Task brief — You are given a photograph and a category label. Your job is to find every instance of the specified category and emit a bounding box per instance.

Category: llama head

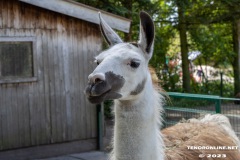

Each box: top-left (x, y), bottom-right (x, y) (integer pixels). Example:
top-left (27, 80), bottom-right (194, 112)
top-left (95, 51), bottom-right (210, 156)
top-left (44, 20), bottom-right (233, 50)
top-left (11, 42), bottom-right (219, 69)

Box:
top-left (85, 11), bottom-right (155, 104)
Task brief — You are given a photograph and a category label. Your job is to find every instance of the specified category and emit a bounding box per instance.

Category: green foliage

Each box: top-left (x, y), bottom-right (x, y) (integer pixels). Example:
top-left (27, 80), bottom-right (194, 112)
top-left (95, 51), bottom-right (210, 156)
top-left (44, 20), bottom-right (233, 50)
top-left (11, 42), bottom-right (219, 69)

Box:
top-left (189, 23), bottom-right (234, 68)
top-left (76, 0), bottom-right (158, 41)
top-left (76, 0), bottom-right (240, 97)
top-left (192, 80), bottom-right (234, 97)
top-left (104, 100), bottom-right (114, 119)
top-left (76, 0), bottom-right (128, 16)
top-left (167, 97), bottom-right (214, 108)
top-left (150, 24), bottom-right (175, 68)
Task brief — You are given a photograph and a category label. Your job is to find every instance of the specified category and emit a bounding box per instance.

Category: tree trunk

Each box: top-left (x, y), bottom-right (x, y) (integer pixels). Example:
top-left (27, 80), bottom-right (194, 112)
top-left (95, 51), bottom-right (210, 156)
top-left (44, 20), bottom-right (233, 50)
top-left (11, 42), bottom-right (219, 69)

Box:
top-left (177, 1), bottom-right (191, 92)
top-left (123, 0), bottom-right (132, 41)
top-left (232, 18), bottom-right (240, 96)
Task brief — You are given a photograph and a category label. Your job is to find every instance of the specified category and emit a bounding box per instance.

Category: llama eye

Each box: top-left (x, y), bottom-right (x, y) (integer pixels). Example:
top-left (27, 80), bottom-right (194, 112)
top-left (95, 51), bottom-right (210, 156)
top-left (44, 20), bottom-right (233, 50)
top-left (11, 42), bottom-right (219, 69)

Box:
top-left (130, 60), bottom-right (140, 68)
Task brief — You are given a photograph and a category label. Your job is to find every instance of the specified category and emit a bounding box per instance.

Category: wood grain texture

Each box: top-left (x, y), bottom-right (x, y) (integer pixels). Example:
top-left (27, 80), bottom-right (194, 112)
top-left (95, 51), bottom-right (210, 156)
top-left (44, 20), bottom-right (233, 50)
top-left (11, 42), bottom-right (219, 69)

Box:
top-left (19, 0), bottom-right (131, 33)
top-left (0, 0), bottom-right (101, 151)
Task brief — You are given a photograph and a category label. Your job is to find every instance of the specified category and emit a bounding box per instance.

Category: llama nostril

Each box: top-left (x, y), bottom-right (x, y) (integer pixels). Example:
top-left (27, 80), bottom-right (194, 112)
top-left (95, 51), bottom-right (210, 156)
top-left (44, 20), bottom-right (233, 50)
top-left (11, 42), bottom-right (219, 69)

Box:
top-left (89, 73), bottom-right (105, 84)
top-left (95, 77), bottom-right (103, 84)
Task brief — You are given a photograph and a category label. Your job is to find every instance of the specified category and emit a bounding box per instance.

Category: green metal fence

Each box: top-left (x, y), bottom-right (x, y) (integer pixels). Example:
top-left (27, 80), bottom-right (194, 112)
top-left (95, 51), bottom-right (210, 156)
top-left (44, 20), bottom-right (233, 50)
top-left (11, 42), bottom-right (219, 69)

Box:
top-left (164, 92), bottom-right (240, 137)
top-left (220, 97), bottom-right (240, 138)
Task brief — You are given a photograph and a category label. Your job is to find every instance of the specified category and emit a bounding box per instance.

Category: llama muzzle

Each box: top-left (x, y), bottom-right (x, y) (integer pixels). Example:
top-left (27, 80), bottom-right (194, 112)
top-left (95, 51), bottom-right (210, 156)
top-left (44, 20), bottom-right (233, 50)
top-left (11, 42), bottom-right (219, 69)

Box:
top-left (85, 71), bottom-right (125, 104)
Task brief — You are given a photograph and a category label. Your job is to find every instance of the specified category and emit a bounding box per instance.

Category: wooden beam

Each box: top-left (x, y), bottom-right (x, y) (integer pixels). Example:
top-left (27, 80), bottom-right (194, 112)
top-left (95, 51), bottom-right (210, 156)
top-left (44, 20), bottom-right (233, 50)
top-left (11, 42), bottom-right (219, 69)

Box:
top-left (19, 0), bottom-right (131, 33)
top-left (0, 139), bottom-right (97, 160)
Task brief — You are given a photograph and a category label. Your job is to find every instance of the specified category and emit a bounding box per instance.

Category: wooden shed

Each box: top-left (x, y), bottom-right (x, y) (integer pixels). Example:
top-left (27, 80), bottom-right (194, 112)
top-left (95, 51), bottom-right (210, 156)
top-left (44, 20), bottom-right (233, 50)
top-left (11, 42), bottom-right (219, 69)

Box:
top-left (0, 0), bottom-right (130, 159)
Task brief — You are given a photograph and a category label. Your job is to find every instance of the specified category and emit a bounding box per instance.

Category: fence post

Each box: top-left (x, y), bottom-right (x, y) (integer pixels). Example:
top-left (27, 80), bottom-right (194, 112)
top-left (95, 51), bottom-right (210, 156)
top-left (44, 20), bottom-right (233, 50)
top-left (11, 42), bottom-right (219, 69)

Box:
top-left (220, 72), bottom-right (223, 96)
top-left (215, 98), bottom-right (221, 113)
top-left (162, 111), bottom-right (167, 128)
top-left (97, 103), bottom-right (104, 150)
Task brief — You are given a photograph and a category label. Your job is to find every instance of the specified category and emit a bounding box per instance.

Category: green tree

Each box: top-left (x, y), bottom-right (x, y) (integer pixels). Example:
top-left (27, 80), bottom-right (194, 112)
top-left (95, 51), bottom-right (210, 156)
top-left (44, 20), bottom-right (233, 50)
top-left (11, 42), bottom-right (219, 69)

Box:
top-left (76, 0), bottom-right (240, 95)
top-left (187, 0), bottom-right (240, 95)
top-left (176, 0), bottom-right (191, 92)
top-left (76, 0), bottom-right (158, 41)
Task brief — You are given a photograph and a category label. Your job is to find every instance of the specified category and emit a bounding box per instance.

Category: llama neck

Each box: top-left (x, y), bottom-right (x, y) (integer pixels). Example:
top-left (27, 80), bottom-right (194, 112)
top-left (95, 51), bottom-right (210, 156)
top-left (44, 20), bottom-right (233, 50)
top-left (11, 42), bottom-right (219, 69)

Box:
top-left (111, 76), bottom-right (165, 160)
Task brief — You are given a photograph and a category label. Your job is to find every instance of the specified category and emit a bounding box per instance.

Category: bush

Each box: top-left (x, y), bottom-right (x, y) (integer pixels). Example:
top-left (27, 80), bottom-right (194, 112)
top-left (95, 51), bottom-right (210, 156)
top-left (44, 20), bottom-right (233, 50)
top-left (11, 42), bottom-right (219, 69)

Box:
top-left (191, 80), bottom-right (234, 97)
top-left (104, 100), bottom-right (114, 119)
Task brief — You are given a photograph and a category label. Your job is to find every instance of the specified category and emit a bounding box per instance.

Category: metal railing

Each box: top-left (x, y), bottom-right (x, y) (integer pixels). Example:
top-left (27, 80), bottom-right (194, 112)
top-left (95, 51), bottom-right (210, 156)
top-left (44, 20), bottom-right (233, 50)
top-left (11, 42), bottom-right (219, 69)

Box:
top-left (164, 92), bottom-right (240, 137)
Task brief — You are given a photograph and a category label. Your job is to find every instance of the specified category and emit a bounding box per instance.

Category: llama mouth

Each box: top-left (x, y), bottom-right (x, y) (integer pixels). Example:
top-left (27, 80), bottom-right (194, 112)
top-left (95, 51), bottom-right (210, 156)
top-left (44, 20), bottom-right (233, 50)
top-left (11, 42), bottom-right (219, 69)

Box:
top-left (87, 89), bottom-right (110, 104)
top-left (85, 71), bottom-right (125, 104)
top-left (87, 89), bottom-right (122, 104)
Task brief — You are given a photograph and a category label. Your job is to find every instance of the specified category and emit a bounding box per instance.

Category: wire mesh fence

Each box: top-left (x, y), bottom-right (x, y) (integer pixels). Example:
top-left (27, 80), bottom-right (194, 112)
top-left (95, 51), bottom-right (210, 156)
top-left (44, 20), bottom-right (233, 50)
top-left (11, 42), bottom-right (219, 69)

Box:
top-left (220, 97), bottom-right (240, 138)
top-left (164, 92), bottom-right (240, 138)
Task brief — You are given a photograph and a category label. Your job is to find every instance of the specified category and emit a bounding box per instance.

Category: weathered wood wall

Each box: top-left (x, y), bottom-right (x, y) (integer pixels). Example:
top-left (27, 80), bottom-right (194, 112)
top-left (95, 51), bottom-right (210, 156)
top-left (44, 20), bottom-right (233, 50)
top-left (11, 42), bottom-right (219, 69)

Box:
top-left (0, 0), bottom-right (101, 151)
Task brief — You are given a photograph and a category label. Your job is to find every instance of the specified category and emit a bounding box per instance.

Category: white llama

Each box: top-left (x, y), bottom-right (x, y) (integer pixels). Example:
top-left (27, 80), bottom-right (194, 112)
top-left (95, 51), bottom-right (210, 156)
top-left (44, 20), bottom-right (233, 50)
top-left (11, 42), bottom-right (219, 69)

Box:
top-left (85, 11), bottom-right (240, 160)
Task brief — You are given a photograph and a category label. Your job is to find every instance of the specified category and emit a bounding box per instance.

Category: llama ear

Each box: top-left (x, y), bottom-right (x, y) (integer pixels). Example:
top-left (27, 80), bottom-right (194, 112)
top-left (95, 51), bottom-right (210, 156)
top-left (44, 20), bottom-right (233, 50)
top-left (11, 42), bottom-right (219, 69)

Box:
top-left (138, 11), bottom-right (155, 57)
top-left (99, 12), bottom-right (123, 46)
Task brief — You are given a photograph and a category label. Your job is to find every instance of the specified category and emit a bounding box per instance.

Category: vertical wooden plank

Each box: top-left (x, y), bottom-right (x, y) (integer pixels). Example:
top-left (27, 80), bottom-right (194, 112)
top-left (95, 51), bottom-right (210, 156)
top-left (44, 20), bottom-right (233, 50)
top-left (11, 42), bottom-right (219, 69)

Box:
top-left (89, 24), bottom-right (96, 138)
top-left (1, 85), bottom-right (9, 149)
top-left (66, 18), bottom-right (76, 140)
top-left (9, 1), bottom-right (15, 28)
top-left (30, 29), bottom-right (42, 145)
top-left (61, 16), bottom-right (73, 141)
top-left (24, 29), bottom-right (34, 145)
top-left (28, 79), bottom-right (38, 145)
top-left (1, 0), bottom-right (7, 28)
top-left (70, 18), bottom-right (82, 140)
top-left (0, 30), bottom-right (3, 150)
top-left (56, 16), bottom-right (67, 141)
top-left (13, 28), bottom-right (27, 148)
top-left (20, 29), bottom-right (38, 146)
top-left (0, 0), bottom-right (3, 28)
top-left (1, 85), bottom-right (7, 149)
top-left (20, 28), bottom-right (39, 147)
top-left (8, 12), bottom-right (30, 149)
top-left (34, 6), bottom-right (44, 29)
top-left (36, 28), bottom-right (51, 144)
top-left (21, 3), bottom-right (34, 29)
top-left (86, 24), bottom-right (94, 138)
top-left (29, 28), bottom-right (50, 145)
top-left (48, 13), bottom-right (62, 143)
top-left (6, 29), bottom-right (20, 149)
top-left (0, 29), bottom-right (5, 150)
top-left (46, 30), bottom-right (55, 143)
top-left (91, 25), bottom-right (102, 138)
top-left (76, 20), bottom-right (87, 140)
top-left (0, 85), bottom-right (2, 150)
top-left (6, 0), bottom-right (12, 28)
top-left (73, 18), bottom-right (81, 140)
top-left (18, 83), bottom-right (31, 147)
top-left (44, 29), bottom-right (52, 144)
top-left (13, 0), bottom-right (20, 29)
top-left (84, 22), bottom-right (95, 139)
top-left (8, 86), bottom-right (17, 149)
top-left (54, 29), bottom-right (66, 142)
top-left (52, 30), bottom-right (62, 142)
top-left (39, 30), bottom-right (51, 144)
top-left (0, 37), bottom-right (3, 149)
top-left (81, 21), bottom-right (89, 139)
top-left (88, 24), bottom-right (99, 138)
top-left (2, 85), bottom-right (12, 149)
top-left (50, 25), bottom-right (65, 143)
top-left (92, 25), bottom-right (99, 138)
top-left (72, 19), bottom-right (82, 140)
top-left (46, 29), bottom-right (60, 143)
top-left (73, 19), bottom-right (84, 139)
